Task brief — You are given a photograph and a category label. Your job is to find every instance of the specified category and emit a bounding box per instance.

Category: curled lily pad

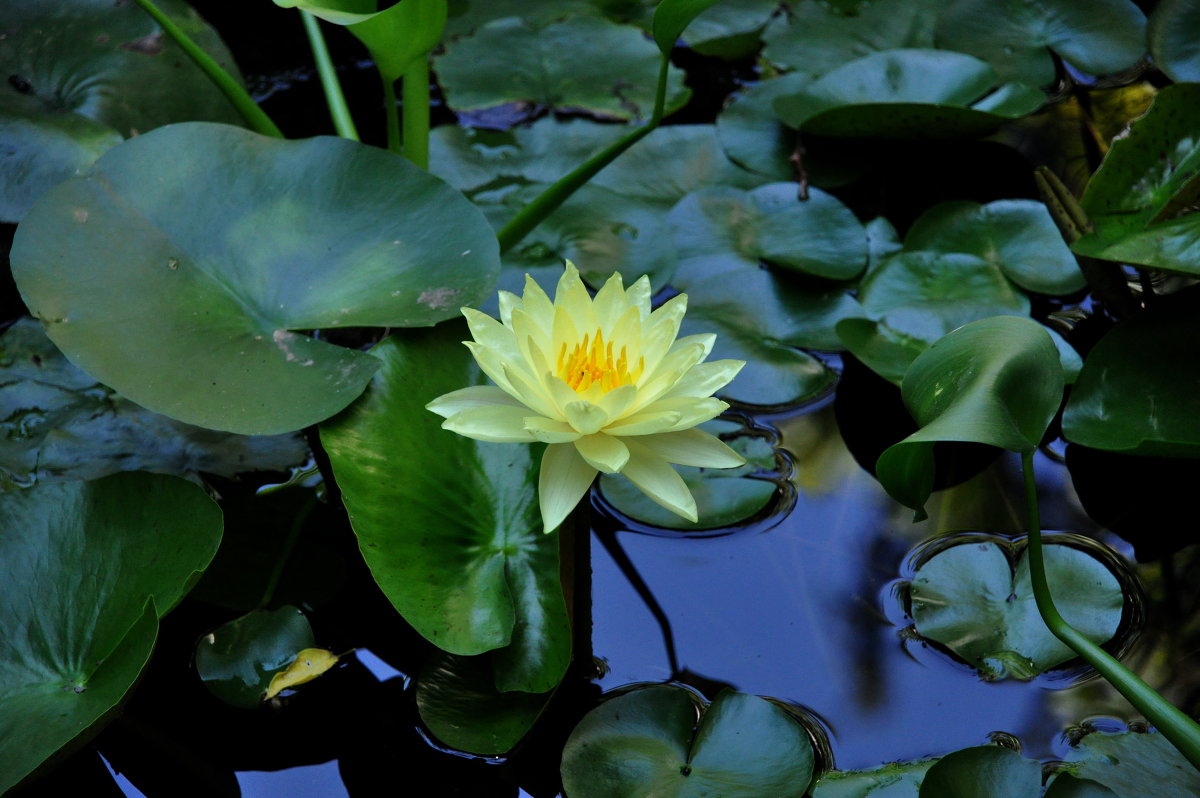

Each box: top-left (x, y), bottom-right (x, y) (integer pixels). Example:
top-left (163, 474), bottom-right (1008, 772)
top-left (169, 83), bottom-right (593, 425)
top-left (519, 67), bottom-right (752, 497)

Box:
top-left (436, 15), bottom-right (689, 121)
top-left (669, 0), bottom-right (779, 60)
top-left (11, 122), bottom-right (500, 435)
top-left (936, 0), bottom-right (1146, 87)
top-left (560, 685), bottom-right (816, 798)
top-left (1063, 293), bottom-right (1200, 457)
top-left (773, 50), bottom-right (1043, 139)
top-left (0, 318), bottom-right (307, 488)
top-left (1064, 730), bottom-right (1200, 796)
top-left (599, 420), bottom-right (780, 530)
top-left (0, 473), bottom-right (222, 793)
top-left (903, 200), bottom-right (1085, 295)
top-left (319, 323), bottom-right (569, 692)
top-left (0, 0), bottom-right (243, 221)
top-left (195, 606), bottom-right (317, 709)
top-left (908, 536), bottom-right (1126, 680)
top-left (1072, 85), bottom-right (1200, 275)
top-left (1149, 0), bottom-right (1200, 83)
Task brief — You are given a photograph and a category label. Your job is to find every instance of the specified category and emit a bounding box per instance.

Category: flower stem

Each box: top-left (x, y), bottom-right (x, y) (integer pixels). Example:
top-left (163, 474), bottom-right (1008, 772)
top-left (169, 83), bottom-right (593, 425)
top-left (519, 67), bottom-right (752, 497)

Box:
top-left (495, 57), bottom-right (671, 253)
top-left (301, 11), bottom-right (359, 142)
top-left (1021, 450), bottom-right (1200, 770)
top-left (382, 77), bottom-right (401, 155)
top-left (402, 57), bottom-right (431, 170)
top-left (129, 0), bottom-right (283, 138)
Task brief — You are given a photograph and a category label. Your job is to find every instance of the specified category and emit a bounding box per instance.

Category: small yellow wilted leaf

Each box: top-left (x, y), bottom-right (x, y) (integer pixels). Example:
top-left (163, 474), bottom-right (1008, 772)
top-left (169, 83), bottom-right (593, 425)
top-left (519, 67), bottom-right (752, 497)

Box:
top-left (263, 648), bottom-right (340, 700)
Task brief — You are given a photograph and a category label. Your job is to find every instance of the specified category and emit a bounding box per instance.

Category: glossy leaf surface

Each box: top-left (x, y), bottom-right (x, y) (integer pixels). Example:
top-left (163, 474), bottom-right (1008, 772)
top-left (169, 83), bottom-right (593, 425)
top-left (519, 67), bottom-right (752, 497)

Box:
top-left (560, 685), bottom-right (814, 798)
top-left (11, 122), bottom-right (500, 435)
top-left (910, 539), bottom-right (1124, 680)
top-left (917, 746), bottom-right (1040, 798)
top-left (1149, 0), bottom-right (1200, 83)
top-left (0, 473), bottom-right (222, 793)
top-left (195, 606), bottom-right (316, 709)
top-left (810, 757), bottom-right (934, 797)
top-left (1065, 731), bottom-right (1200, 796)
top-left (876, 317), bottom-right (1062, 518)
top-left (320, 324), bottom-right (569, 691)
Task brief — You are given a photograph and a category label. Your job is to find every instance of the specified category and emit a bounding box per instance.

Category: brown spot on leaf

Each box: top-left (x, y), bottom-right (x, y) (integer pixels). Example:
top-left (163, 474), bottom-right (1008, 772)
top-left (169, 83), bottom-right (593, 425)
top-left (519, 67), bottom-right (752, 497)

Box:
top-left (119, 32), bottom-right (165, 56)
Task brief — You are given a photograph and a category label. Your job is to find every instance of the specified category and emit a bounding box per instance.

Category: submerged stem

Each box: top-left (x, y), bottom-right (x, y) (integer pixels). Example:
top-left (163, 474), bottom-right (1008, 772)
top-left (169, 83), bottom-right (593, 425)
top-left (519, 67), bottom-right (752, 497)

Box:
top-left (302, 11), bottom-right (359, 142)
top-left (1022, 451), bottom-right (1200, 771)
top-left (130, 0), bottom-right (283, 138)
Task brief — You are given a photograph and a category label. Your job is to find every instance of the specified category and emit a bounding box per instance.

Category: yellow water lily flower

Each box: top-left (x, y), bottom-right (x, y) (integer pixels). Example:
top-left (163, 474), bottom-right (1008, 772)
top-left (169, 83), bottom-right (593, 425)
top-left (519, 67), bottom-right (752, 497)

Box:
top-left (427, 262), bottom-right (746, 532)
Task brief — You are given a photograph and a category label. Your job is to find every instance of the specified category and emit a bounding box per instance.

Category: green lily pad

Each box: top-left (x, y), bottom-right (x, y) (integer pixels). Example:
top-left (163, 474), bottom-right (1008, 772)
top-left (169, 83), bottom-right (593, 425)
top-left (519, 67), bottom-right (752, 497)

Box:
top-left (876, 316), bottom-right (1063, 518)
top-left (416, 650), bottom-right (554, 756)
top-left (1064, 731), bottom-right (1200, 797)
top-left (0, 318), bottom-right (307, 489)
top-left (936, 0), bottom-right (1146, 87)
top-left (1062, 294), bottom-right (1200, 457)
top-left (195, 606), bottom-right (316, 709)
top-left (811, 757), bottom-right (935, 798)
top-left (0, 473), bottom-right (222, 793)
top-left (761, 0), bottom-right (939, 77)
top-left (435, 15), bottom-right (689, 121)
top-left (669, 0), bottom-right (779, 60)
top-left (0, 0), bottom-right (243, 221)
top-left (11, 122), bottom-right (500, 435)
top-left (1149, 0), bottom-right (1200, 83)
top-left (1072, 85), bottom-right (1200, 275)
top-left (917, 746), bottom-right (1041, 798)
top-left (319, 322), bottom-right (569, 692)
top-left (668, 184), bottom-right (867, 281)
top-left (443, 0), bottom-right (600, 39)
top-left (273, 0), bottom-right (446, 82)
top-left (1045, 774), bottom-right (1120, 798)
top-left (773, 50), bottom-right (1044, 139)
top-left (599, 421), bottom-right (779, 529)
top-left (903, 200), bottom-right (1085, 295)
top-left (560, 685), bottom-right (815, 798)
top-left (909, 537), bottom-right (1125, 680)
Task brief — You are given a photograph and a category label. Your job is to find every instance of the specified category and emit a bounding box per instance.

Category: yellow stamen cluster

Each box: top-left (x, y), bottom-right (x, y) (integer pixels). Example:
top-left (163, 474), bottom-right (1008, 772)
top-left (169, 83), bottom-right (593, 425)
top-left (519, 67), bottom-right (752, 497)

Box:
top-left (556, 329), bottom-right (644, 393)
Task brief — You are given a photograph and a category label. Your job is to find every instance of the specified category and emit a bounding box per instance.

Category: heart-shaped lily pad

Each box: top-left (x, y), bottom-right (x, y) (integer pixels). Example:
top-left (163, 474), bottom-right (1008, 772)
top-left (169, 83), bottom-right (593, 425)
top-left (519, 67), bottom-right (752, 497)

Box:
top-left (11, 122), bottom-right (500, 435)
top-left (319, 322), bottom-right (569, 692)
top-left (560, 685), bottom-right (815, 798)
top-left (908, 536), bottom-right (1126, 680)
top-left (0, 472), bottom-right (222, 793)
top-left (0, 318), bottom-right (307, 488)
top-left (936, 0), bottom-right (1146, 87)
top-left (195, 605), bottom-right (317, 709)
top-left (435, 15), bottom-right (689, 121)
top-left (599, 420), bottom-right (780, 530)
top-left (0, 0), bottom-right (243, 221)
top-left (772, 50), bottom-right (1043, 139)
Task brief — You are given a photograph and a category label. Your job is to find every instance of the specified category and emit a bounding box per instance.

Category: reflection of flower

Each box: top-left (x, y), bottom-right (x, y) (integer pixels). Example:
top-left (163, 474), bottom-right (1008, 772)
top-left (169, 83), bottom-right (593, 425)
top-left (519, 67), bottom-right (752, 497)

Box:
top-left (427, 262), bottom-right (745, 532)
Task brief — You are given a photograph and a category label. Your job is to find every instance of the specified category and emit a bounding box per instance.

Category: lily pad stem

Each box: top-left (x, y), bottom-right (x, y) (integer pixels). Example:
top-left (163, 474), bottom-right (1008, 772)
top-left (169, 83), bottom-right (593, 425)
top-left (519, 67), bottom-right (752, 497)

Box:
top-left (129, 0), bottom-right (283, 138)
top-left (302, 11), bottom-right (359, 142)
top-left (495, 57), bottom-right (671, 253)
top-left (1022, 450), bottom-right (1200, 771)
top-left (402, 58), bottom-right (431, 170)
top-left (383, 77), bottom-right (401, 155)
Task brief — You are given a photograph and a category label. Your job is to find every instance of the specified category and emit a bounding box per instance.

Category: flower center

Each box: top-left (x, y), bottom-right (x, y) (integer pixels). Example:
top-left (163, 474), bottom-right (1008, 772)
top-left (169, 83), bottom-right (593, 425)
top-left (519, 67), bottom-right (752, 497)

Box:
top-left (557, 328), bottom-right (644, 393)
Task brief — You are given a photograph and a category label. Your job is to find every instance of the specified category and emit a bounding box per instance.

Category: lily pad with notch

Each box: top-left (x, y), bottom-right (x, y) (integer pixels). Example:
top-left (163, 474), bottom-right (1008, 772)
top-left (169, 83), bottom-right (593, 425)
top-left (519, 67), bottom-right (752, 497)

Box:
top-left (772, 50), bottom-right (1044, 140)
top-left (11, 122), bottom-right (500, 435)
top-left (194, 605), bottom-right (317, 709)
top-left (319, 322), bottom-right (570, 693)
top-left (599, 419), bottom-right (781, 531)
top-left (0, 473), bottom-right (222, 794)
top-left (560, 684), bottom-right (816, 798)
top-left (906, 535), bottom-right (1128, 681)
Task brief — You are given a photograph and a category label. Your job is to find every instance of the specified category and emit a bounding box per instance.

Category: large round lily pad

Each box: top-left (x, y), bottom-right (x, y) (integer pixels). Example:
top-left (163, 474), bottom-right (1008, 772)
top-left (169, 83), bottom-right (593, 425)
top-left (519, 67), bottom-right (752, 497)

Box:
top-left (319, 322), bottom-right (569, 693)
top-left (909, 537), bottom-right (1126, 680)
top-left (0, 473), bottom-right (222, 794)
top-left (560, 685), bottom-right (815, 798)
top-left (0, 0), bottom-right (243, 221)
top-left (11, 122), bottom-right (501, 435)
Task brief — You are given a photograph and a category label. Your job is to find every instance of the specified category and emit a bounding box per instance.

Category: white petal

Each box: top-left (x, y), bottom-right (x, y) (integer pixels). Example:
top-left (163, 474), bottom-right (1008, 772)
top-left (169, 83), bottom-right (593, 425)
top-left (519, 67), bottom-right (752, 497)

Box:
top-left (547, 375), bottom-right (582, 415)
top-left (442, 406), bottom-right (538, 442)
top-left (608, 397), bottom-right (726, 435)
top-left (539, 442), bottom-right (597, 532)
top-left (464, 341), bottom-right (518, 397)
top-left (500, 362), bottom-right (560, 419)
top-left (595, 383), bottom-right (638, 421)
top-left (669, 332), bottom-right (716, 361)
top-left (591, 270), bottom-right (627, 329)
top-left (634, 429), bottom-right (745, 468)
top-left (555, 261), bottom-right (597, 331)
top-left (497, 289), bottom-right (520, 327)
top-left (564, 400), bottom-right (609, 435)
top-left (521, 273), bottom-right (555, 323)
top-left (426, 385), bottom-right (526, 418)
top-left (629, 340), bottom-right (710, 410)
top-left (574, 433), bottom-right (630, 473)
top-left (639, 294), bottom-right (686, 375)
top-left (512, 307), bottom-right (553, 368)
top-left (627, 274), bottom-right (653, 321)
top-left (604, 409), bottom-right (683, 436)
top-left (525, 416), bottom-right (581, 443)
top-left (463, 307), bottom-right (518, 359)
top-left (620, 438), bottom-right (698, 522)
top-left (661, 359), bottom-right (745, 400)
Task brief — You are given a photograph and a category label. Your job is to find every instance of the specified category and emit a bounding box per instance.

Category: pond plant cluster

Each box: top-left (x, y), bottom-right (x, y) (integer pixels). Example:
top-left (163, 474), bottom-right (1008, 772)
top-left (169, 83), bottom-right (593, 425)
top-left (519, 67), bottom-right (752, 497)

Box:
top-left (4, 0), bottom-right (1200, 795)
